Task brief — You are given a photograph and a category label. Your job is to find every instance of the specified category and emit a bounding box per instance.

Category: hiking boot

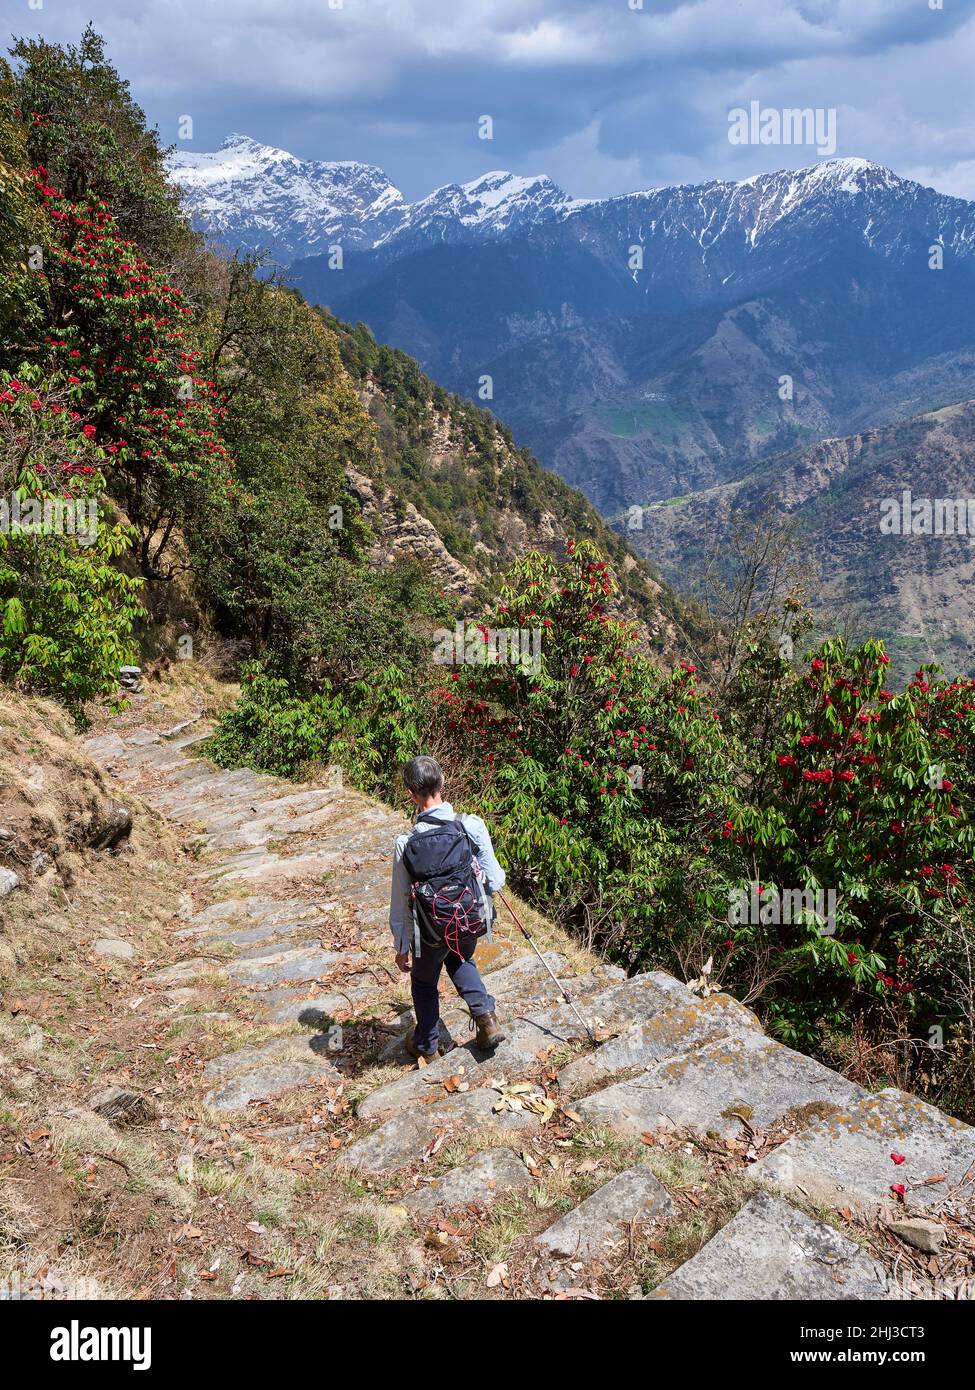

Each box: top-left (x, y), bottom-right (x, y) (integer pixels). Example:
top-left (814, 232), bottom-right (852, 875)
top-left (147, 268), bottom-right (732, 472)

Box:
top-left (473, 1011), bottom-right (505, 1051)
top-left (404, 1028), bottom-right (440, 1063)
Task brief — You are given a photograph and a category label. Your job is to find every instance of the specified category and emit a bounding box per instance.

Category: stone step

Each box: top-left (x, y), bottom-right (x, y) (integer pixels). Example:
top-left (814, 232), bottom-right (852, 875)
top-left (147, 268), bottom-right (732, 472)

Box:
top-left (179, 896), bottom-right (325, 934)
top-left (83, 732), bottom-right (127, 761)
top-left (753, 1087), bottom-right (975, 1216)
top-left (198, 846), bottom-right (349, 886)
top-left (200, 806), bottom-right (352, 853)
top-left (146, 958), bottom-right (226, 987)
top-left (262, 981), bottom-right (379, 1025)
top-left (558, 992), bottom-right (763, 1096)
top-left (226, 945), bottom-right (354, 988)
top-left (176, 787), bottom-right (346, 834)
top-left (436, 954), bottom-right (599, 1031)
top-left (155, 773), bottom-right (275, 817)
top-left (363, 971), bottom-right (696, 1122)
top-left (232, 935), bottom-right (356, 964)
top-left (204, 1056), bottom-right (342, 1112)
top-left (184, 915), bottom-right (330, 950)
top-left (147, 765), bottom-right (253, 801)
top-left (648, 1191), bottom-right (889, 1300)
top-left (379, 962), bottom-right (632, 1065)
top-left (575, 1031), bottom-right (864, 1139)
top-left (201, 1034), bottom-right (337, 1083)
top-left (435, 959), bottom-right (624, 1037)
top-left (337, 1086), bottom-right (542, 1175)
top-left (479, 952), bottom-right (570, 998)
top-left (440, 962), bottom-right (676, 1039)
top-left (535, 1164), bottom-right (676, 1262)
top-left (402, 1147), bottom-right (533, 1215)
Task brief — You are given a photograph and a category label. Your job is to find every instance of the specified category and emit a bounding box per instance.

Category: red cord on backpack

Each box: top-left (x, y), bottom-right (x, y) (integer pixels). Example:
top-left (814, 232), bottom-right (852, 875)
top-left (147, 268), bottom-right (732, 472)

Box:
top-left (433, 884), bottom-right (480, 959)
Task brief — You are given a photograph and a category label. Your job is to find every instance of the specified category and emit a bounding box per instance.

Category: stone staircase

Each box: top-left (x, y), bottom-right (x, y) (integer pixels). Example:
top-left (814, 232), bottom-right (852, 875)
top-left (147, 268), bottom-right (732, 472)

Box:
top-left (84, 716), bottom-right (975, 1300)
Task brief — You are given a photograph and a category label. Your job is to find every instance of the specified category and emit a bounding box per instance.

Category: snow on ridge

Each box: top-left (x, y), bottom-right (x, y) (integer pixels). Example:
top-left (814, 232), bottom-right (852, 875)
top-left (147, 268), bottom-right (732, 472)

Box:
top-left (169, 134), bottom-right (975, 265)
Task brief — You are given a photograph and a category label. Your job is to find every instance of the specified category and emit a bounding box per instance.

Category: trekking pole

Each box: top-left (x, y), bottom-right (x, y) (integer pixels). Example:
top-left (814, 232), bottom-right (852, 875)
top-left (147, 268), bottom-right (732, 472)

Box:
top-left (497, 890), bottom-right (597, 1044)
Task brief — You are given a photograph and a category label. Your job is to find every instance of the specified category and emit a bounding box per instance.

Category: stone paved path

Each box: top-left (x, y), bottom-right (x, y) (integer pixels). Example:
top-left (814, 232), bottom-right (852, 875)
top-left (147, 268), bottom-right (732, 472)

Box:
top-left (84, 717), bottom-right (975, 1300)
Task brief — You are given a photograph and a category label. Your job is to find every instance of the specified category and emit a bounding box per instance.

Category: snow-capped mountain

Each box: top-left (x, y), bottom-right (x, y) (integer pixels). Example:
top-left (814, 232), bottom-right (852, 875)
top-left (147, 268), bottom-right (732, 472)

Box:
top-left (168, 133), bottom-right (575, 263)
top-left (170, 138), bottom-right (975, 278)
top-left (566, 156), bottom-right (975, 302)
top-left (385, 169), bottom-right (578, 248)
top-left (170, 138), bottom-right (975, 527)
top-left (168, 134), bottom-right (407, 261)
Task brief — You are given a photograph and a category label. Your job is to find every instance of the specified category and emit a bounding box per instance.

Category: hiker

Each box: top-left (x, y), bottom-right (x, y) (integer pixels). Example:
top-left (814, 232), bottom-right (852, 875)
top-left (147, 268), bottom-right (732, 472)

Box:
top-left (389, 755), bottom-right (506, 1061)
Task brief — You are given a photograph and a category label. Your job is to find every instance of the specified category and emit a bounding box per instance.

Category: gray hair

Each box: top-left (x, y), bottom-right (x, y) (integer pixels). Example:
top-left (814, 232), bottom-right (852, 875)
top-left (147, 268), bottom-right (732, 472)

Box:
top-left (403, 755), bottom-right (444, 797)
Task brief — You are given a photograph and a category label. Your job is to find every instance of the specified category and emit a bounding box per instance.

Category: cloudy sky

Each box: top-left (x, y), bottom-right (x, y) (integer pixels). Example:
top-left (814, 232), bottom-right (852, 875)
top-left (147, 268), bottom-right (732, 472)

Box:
top-left (10, 0), bottom-right (975, 201)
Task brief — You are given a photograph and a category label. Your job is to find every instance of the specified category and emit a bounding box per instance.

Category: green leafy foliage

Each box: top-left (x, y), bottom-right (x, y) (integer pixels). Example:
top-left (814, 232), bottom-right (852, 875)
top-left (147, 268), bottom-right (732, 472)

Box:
top-left (205, 662), bottom-right (431, 797)
top-left (10, 25), bottom-right (190, 265)
top-left (0, 365), bottom-right (143, 715)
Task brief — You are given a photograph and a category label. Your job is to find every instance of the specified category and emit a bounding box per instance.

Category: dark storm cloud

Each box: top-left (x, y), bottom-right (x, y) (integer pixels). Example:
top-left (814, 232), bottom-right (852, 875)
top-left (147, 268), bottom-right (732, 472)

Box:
top-left (8, 0), bottom-right (975, 198)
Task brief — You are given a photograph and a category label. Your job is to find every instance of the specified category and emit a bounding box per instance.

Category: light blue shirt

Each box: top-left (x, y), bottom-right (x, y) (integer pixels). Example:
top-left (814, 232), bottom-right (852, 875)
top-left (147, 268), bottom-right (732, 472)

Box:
top-left (389, 801), bottom-right (506, 954)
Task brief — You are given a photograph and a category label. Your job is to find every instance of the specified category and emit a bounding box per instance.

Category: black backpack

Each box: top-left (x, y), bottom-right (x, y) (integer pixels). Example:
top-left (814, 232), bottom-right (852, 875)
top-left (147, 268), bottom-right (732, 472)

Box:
top-left (403, 812), bottom-right (493, 959)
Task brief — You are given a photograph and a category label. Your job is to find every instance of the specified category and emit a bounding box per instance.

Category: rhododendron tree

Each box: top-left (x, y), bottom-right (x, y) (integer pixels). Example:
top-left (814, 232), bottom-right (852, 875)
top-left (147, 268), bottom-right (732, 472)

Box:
top-left (0, 366), bottom-right (143, 715)
top-left (27, 170), bottom-right (235, 573)
top-left (712, 634), bottom-right (974, 1050)
top-left (431, 541), bottom-right (736, 952)
top-left (427, 546), bottom-right (974, 1080)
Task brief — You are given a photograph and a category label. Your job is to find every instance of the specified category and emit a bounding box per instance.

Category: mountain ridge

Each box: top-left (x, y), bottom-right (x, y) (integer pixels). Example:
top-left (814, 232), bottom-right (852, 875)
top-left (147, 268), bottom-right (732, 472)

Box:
top-left (171, 134), bottom-right (975, 270)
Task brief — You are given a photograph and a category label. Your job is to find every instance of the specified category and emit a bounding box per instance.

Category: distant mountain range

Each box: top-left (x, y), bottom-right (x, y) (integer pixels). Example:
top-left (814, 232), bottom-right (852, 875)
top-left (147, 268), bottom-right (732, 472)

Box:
top-left (635, 400), bottom-right (975, 680)
top-left (170, 137), bottom-right (975, 673)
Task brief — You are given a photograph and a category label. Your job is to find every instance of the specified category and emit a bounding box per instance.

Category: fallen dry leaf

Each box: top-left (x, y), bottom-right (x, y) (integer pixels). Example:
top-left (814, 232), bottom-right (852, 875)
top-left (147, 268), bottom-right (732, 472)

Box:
top-left (422, 1131), bottom-right (446, 1162)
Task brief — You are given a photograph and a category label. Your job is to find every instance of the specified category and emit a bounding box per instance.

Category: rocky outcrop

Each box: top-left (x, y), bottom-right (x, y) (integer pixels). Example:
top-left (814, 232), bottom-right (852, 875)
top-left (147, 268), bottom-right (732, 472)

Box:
top-left (0, 691), bottom-right (134, 910)
top-left (636, 400), bottom-right (975, 682)
top-left (345, 462), bottom-right (479, 598)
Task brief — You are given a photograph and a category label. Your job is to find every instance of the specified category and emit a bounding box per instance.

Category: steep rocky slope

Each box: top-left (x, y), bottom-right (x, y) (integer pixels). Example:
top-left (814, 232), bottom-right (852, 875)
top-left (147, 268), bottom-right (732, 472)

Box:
top-left (326, 314), bottom-right (698, 651)
top-left (633, 401), bottom-right (975, 680)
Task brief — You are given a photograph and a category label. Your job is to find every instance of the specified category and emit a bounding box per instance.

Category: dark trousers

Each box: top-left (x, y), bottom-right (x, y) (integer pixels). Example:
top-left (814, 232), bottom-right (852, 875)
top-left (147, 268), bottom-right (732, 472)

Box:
top-left (410, 935), bottom-right (496, 1054)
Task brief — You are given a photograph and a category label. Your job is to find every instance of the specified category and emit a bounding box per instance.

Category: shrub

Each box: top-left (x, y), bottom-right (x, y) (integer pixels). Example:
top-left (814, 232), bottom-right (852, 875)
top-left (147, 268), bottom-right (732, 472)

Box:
top-left (0, 366), bottom-right (143, 717)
